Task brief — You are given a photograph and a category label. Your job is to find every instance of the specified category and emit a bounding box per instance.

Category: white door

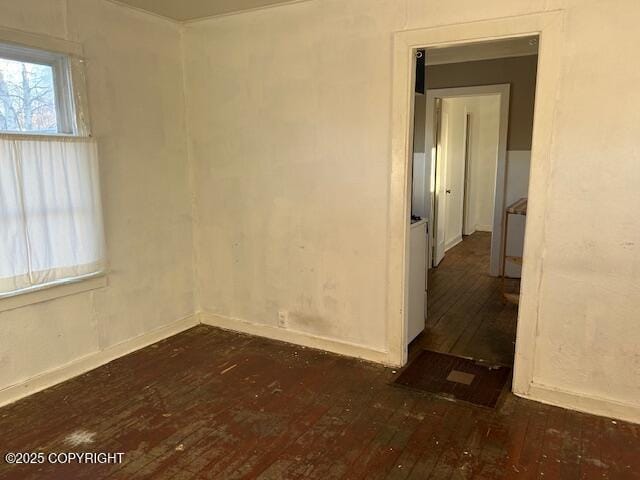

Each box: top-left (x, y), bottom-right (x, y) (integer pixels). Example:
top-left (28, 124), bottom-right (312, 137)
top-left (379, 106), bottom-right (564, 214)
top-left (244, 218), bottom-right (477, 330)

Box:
top-left (432, 100), bottom-right (448, 266)
top-left (434, 98), bottom-right (473, 263)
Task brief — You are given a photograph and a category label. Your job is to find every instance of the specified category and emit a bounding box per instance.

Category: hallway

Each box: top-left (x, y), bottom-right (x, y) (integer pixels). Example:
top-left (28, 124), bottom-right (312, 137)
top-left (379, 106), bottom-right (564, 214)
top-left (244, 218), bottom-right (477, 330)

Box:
top-left (415, 232), bottom-right (519, 365)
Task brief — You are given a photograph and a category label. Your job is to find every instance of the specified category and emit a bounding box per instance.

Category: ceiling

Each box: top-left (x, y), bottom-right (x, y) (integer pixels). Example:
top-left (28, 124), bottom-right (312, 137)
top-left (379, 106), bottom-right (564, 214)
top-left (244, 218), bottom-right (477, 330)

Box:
top-left (114, 0), bottom-right (305, 21)
top-left (113, 1), bottom-right (540, 52)
top-left (426, 36), bottom-right (538, 65)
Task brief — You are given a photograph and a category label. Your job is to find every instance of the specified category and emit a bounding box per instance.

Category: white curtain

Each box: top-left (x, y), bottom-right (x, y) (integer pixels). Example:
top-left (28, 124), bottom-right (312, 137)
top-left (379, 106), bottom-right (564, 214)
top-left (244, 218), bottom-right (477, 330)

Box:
top-left (0, 136), bottom-right (106, 296)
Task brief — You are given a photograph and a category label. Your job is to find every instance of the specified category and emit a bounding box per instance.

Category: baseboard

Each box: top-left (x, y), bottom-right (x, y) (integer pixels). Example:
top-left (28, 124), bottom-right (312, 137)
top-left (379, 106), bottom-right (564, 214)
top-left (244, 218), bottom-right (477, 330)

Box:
top-left (0, 314), bottom-right (199, 408)
top-left (8, 311), bottom-right (637, 425)
top-left (475, 224), bottom-right (493, 232)
top-left (444, 235), bottom-right (463, 252)
top-left (199, 311), bottom-right (389, 364)
top-left (519, 382), bottom-right (640, 425)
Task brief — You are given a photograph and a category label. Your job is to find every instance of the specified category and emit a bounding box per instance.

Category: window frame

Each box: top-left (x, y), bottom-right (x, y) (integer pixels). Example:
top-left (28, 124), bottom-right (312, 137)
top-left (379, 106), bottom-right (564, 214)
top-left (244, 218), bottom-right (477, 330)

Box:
top-left (0, 42), bottom-right (77, 136)
top-left (0, 30), bottom-right (104, 307)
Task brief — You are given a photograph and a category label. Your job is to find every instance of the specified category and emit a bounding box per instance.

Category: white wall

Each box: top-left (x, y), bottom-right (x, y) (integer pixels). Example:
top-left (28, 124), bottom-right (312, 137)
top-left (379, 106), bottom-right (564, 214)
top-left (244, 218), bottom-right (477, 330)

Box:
top-left (466, 95), bottom-right (500, 233)
top-left (184, 0), bottom-right (640, 421)
top-left (504, 150), bottom-right (531, 277)
top-left (0, 0), bottom-right (195, 398)
top-left (184, 0), bottom-right (409, 354)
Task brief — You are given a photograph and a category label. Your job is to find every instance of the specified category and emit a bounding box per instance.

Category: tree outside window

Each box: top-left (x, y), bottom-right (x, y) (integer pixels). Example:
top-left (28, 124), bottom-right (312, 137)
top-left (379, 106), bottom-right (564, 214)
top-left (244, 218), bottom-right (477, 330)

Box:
top-left (0, 58), bottom-right (58, 133)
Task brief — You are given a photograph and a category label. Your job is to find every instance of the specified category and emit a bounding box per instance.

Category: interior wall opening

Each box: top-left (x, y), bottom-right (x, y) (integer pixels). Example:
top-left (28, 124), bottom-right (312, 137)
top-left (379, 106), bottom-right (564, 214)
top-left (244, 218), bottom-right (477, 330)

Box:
top-left (403, 36), bottom-right (540, 400)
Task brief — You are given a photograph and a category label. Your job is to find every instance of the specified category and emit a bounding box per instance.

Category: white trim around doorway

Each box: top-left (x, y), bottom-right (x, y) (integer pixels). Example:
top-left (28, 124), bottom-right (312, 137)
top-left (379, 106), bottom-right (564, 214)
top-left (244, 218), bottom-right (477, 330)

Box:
top-left (386, 11), bottom-right (565, 402)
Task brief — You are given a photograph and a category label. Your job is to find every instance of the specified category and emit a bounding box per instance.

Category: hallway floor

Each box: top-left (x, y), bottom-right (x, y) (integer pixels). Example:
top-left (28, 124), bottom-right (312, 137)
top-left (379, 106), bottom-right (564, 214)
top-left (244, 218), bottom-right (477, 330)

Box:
top-left (415, 232), bottom-right (519, 365)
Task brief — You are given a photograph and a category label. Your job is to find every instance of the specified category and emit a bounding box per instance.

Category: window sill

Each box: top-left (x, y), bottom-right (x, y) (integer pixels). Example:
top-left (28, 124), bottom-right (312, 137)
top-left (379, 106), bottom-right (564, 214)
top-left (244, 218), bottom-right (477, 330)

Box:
top-left (0, 275), bottom-right (108, 313)
top-left (0, 132), bottom-right (86, 139)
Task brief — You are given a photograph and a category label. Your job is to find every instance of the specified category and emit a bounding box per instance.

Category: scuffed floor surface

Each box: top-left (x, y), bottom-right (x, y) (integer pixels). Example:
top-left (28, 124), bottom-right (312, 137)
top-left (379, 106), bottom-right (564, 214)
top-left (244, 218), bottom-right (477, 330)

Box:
top-left (419, 232), bottom-right (520, 366)
top-left (0, 326), bottom-right (638, 479)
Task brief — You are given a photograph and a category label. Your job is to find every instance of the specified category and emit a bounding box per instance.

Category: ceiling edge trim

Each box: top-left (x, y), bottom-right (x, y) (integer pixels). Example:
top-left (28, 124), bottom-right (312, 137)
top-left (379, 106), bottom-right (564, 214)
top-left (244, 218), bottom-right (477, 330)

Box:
top-left (181, 0), bottom-right (314, 25)
top-left (102, 0), bottom-right (183, 25)
top-left (101, 0), bottom-right (315, 25)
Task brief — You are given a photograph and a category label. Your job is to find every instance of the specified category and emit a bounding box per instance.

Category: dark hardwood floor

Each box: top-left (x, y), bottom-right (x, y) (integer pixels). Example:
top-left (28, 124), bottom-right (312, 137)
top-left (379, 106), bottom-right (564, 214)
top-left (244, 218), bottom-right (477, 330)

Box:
top-left (0, 325), bottom-right (639, 479)
top-left (416, 232), bottom-right (519, 365)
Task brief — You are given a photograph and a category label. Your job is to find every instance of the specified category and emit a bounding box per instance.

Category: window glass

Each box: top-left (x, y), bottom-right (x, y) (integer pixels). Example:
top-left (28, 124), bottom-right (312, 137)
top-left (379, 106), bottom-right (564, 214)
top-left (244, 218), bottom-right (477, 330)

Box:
top-left (0, 57), bottom-right (58, 133)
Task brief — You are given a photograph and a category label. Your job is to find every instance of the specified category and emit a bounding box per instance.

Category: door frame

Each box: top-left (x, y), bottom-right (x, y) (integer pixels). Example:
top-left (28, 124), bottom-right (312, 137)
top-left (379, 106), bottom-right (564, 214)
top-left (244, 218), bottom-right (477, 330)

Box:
top-left (386, 11), bottom-right (565, 399)
top-left (462, 111), bottom-right (472, 237)
top-left (425, 84), bottom-right (511, 274)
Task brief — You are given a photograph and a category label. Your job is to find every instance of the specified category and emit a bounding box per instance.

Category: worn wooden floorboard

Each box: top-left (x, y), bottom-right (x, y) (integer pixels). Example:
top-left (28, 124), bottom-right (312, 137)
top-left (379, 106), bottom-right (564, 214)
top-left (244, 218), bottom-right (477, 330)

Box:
top-left (0, 327), bottom-right (638, 478)
top-left (415, 232), bottom-right (519, 366)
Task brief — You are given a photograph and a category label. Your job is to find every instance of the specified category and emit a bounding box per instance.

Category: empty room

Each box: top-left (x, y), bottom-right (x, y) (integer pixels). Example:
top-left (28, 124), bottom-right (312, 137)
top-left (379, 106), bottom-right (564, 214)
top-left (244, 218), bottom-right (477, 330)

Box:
top-left (0, 1), bottom-right (639, 479)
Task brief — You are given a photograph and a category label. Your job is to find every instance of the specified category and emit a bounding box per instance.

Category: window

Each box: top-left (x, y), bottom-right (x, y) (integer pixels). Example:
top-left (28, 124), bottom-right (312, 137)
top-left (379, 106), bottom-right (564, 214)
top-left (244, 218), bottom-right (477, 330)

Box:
top-left (0, 43), bottom-right (76, 135)
top-left (0, 41), bottom-right (105, 299)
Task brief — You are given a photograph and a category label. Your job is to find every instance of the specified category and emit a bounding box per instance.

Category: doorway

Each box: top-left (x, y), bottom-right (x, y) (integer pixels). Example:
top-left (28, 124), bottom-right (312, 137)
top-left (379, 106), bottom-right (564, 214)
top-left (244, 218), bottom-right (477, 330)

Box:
top-left (414, 67), bottom-right (528, 364)
top-left (426, 85), bottom-right (510, 274)
top-left (415, 38), bottom-right (538, 365)
top-left (398, 36), bottom-right (540, 402)
top-left (387, 12), bottom-right (564, 397)
top-left (387, 12), bottom-right (564, 398)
